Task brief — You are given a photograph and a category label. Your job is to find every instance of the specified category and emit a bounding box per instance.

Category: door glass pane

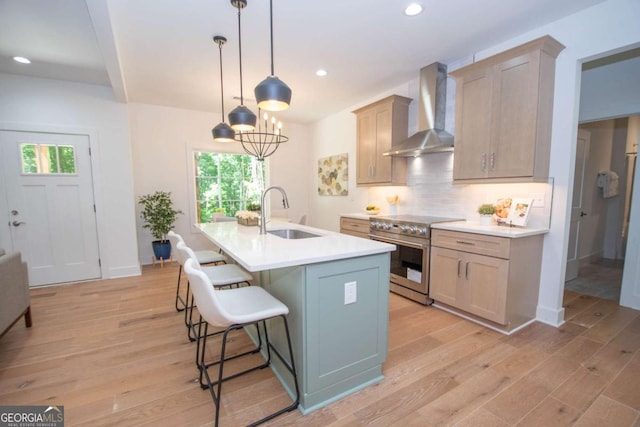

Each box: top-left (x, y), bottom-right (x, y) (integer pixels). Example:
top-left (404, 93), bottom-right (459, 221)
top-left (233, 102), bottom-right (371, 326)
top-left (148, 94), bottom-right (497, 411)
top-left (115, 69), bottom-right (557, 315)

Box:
top-left (58, 146), bottom-right (76, 173)
top-left (20, 143), bottom-right (76, 174)
top-left (21, 144), bottom-right (38, 173)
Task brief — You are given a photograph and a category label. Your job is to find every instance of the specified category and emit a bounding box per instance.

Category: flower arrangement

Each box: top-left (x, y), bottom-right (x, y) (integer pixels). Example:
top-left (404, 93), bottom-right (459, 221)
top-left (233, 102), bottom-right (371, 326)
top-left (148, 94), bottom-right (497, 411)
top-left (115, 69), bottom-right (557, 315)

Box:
top-left (235, 210), bottom-right (260, 226)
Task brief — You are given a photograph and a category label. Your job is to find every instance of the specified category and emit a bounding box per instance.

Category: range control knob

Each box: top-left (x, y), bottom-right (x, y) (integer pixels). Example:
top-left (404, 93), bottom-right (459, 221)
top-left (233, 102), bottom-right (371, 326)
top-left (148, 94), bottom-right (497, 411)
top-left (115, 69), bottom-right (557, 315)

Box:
top-left (400, 225), bottom-right (409, 232)
top-left (377, 222), bottom-right (386, 230)
top-left (418, 227), bottom-right (427, 235)
top-left (384, 223), bottom-right (393, 230)
top-left (370, 221), bottom-right (378, 230)
top-left (409, 226), bottom-right (418, 234)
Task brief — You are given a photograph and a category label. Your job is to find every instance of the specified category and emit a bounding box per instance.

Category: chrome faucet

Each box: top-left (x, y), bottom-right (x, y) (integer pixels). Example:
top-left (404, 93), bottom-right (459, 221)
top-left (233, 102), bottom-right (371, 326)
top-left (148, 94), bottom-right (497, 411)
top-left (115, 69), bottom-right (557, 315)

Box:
top-left (259, 186), bottom-right (290, 234)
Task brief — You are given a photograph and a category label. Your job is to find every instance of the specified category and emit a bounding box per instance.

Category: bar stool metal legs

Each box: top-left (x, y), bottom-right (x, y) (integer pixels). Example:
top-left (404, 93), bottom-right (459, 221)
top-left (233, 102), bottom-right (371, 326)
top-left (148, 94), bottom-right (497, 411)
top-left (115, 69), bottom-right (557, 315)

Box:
top-left (198, 315), bottom-right (300, 427)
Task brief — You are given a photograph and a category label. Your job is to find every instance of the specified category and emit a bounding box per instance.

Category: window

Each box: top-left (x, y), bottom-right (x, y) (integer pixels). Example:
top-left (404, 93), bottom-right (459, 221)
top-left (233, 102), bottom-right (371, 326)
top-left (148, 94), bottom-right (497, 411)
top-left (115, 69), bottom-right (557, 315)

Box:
top-left (20, 143), bottom-right (76, 174)
top-left (193, 151), bottom-right (265, 222)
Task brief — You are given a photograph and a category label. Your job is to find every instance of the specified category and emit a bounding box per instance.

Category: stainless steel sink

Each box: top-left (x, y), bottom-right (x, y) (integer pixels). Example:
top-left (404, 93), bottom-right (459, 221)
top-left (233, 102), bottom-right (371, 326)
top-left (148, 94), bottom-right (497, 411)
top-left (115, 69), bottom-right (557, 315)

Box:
top-left (267, 229), bottom-right (321, 239)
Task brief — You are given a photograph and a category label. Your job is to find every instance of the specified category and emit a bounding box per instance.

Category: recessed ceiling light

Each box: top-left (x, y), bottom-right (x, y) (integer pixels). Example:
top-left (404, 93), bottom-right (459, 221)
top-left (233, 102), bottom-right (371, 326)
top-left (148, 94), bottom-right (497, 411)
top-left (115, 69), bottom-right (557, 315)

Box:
top-left (316, 69), bottom-right (328, 77)
top-left (404, 3), bottom-right (423, 16)
top-left (13, 56), bottom-right (31, 64)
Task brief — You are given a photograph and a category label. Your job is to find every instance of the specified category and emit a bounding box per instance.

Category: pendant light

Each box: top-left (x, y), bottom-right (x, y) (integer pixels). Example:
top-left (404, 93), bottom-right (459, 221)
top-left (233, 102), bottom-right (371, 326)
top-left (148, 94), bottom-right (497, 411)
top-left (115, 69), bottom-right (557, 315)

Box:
top-left (212, 36), bottom-right (236, 142)
top-left (228, 0), bottom-right (257, 131)
top-left (254, 0), bottom-right (291, 111)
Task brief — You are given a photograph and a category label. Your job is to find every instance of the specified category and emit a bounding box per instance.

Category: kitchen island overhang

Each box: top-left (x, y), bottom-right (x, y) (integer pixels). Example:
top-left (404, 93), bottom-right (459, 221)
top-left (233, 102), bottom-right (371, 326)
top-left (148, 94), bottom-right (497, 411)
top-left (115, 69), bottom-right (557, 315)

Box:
top-left (197, 221), bottom-right (394, 414)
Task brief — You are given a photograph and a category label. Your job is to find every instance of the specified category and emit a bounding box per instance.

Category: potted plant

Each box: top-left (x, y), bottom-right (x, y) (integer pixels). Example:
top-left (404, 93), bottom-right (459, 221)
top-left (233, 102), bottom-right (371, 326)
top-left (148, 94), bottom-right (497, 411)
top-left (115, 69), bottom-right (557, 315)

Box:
top-left (138, 191), bottom-right (183, 261)
top-left (477, 203), bottom-right (496, 225)
top-left (246, 202), bottom-right (261, 213)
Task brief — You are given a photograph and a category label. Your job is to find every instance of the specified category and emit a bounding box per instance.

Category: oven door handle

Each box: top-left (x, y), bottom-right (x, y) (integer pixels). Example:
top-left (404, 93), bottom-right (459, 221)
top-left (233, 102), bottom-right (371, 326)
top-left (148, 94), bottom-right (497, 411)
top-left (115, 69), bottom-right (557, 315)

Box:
top-left (368, 234), bottom-right (428, 250)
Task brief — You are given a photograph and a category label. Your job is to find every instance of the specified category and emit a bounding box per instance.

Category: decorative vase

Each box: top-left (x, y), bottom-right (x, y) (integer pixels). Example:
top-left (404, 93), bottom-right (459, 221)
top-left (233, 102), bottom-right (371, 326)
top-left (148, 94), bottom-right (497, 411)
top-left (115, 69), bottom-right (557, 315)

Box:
top-left (479, 214), bottom-right (493, 226)
top-left (152, 240), bottom-right (172, 261)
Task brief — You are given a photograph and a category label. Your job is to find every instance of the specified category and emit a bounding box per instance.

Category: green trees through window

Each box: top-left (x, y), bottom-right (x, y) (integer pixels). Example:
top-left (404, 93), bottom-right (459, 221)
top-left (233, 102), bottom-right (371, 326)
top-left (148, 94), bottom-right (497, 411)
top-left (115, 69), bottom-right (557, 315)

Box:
top-left (20, 144), bottom-right (76, 174)
top-left (194, 152), bottom-right (265, 222)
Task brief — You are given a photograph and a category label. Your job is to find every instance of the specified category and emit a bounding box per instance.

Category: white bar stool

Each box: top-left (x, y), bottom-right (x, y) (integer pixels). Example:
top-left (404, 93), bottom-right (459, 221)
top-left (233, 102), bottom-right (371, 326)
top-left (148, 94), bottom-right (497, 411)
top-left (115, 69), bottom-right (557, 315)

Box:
top-left (167, 231), bottom-right (227, 312)
top-left (175, 242), bottom-right (253, 344)
top-left (183, 258), bottom-right (300, 427)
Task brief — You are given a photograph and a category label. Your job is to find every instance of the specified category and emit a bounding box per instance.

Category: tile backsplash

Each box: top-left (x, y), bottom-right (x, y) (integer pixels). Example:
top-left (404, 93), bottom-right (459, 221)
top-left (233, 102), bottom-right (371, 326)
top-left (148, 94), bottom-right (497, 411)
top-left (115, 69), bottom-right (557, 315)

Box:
top-left (368, 152), bottom-right (553, 229)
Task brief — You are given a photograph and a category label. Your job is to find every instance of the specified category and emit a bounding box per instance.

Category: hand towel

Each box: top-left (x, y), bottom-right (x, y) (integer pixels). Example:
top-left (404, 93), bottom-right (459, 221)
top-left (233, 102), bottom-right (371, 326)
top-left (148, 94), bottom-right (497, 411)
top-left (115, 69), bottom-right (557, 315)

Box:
top-left (597, 170), bottom-right (619, 198)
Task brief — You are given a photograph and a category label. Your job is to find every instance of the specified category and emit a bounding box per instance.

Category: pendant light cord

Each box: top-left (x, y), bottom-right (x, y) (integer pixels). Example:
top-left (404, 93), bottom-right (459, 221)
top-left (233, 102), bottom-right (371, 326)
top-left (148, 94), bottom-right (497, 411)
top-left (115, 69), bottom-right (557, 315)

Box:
top-left (237, 5), bottom-right (245, 104)
top-left (218, 42), bottom-right (226, 121)
top-left (269, 0), bottom-right (274, 76)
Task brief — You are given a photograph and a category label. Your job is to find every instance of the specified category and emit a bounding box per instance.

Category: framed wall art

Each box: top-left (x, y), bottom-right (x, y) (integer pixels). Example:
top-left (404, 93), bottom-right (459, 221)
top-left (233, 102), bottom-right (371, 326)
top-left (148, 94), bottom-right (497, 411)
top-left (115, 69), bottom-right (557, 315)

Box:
top-left (318, 153), bottom-right (348, 196)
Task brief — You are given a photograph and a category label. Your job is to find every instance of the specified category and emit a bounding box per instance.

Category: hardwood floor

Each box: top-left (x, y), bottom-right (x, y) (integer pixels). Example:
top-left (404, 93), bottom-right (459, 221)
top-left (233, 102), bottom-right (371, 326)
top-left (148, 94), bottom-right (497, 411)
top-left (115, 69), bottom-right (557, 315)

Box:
top-left (1, 263), bottom-right (639, 426)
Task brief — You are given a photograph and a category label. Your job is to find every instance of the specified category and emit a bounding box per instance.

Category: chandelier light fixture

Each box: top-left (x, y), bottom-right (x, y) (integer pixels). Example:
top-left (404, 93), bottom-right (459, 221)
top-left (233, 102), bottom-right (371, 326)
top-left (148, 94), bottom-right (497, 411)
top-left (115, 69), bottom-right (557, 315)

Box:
top-left (212, 36), bottom-right (235, 142)
top-left (254, 0), bottom-right (291, 111)
top-left (228, 0), bottom-right (289, 161)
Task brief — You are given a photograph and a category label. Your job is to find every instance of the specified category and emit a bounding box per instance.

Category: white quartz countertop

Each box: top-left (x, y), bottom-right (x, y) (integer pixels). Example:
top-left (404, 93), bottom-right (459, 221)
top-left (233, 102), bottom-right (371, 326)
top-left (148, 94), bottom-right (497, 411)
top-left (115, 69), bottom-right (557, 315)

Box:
top-left (341, 212), bottom-right (378, 220)
top-left (431, 220), bottom-right (549, 238)
top-left (197, 220), bottom-right (395, 272)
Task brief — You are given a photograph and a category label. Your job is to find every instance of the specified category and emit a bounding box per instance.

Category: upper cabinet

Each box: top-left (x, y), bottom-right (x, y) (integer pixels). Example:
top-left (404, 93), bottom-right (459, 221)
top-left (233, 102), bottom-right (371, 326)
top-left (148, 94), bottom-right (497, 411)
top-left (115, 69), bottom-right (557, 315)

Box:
top-left (353, 95), bottom-right (411, 186)
top-left (450, 36), bottom-right (565, 183)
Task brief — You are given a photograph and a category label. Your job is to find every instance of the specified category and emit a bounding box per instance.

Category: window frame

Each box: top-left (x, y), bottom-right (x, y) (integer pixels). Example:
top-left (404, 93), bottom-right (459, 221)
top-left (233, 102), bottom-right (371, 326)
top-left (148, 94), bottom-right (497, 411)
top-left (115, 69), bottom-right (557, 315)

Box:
top-left (187, 146), bottom-right (269, 235)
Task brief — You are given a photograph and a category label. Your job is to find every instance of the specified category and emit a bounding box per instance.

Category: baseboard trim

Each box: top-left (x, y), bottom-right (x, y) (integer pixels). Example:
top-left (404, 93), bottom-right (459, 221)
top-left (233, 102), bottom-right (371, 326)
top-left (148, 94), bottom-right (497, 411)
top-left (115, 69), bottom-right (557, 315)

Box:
top-left (536, 304), bottom-right (565, 327)
top-left (107, 264), bottom-right (142, 279)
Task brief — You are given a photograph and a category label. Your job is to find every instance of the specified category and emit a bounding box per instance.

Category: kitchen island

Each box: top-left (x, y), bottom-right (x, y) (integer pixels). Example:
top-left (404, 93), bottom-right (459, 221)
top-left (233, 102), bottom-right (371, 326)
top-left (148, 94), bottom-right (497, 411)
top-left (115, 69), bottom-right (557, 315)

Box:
top-left (197, 221), bottom-right (394, 414)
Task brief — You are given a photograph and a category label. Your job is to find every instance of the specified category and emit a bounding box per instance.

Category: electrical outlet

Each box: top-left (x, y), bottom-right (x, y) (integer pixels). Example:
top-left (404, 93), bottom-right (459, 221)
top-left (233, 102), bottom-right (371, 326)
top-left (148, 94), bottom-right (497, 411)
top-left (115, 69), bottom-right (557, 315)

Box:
top-left (530, 193), bottom-right (545, 208)
top-left (344, 281), bottom-right (357, 305)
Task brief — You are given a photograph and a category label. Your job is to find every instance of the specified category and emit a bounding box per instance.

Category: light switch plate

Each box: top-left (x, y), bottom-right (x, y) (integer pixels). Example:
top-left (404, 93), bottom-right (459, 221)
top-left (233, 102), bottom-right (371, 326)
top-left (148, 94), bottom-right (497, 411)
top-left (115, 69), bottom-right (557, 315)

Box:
top-left (344, 281), bottom-right (357, 305)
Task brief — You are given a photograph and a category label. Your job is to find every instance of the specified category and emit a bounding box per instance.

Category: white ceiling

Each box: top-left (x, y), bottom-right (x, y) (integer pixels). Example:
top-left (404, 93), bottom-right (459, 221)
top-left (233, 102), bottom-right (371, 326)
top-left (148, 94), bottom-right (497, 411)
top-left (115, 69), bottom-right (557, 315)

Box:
top-left (0, 0), bottom-right (607, 124)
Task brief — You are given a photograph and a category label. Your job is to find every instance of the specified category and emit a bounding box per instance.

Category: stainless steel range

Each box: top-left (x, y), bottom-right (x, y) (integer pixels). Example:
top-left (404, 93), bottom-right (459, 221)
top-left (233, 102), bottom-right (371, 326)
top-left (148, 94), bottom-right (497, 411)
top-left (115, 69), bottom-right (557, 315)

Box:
top-left (369, 215), bottom-right (462, 305)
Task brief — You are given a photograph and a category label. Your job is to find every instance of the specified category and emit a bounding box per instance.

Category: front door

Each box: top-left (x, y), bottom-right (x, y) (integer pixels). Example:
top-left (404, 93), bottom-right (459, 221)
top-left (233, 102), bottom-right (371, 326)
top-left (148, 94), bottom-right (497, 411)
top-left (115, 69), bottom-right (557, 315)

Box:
top-left (0, 130), bottom-right (101, 286)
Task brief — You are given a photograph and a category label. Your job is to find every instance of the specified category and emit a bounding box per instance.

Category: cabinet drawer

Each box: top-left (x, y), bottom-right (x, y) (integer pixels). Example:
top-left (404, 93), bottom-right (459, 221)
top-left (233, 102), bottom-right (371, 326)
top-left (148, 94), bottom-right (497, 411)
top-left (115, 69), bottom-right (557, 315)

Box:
top-left (340, 218), bottom-right (370, 236)
top-left (431, 229), bottom-right (510, 259)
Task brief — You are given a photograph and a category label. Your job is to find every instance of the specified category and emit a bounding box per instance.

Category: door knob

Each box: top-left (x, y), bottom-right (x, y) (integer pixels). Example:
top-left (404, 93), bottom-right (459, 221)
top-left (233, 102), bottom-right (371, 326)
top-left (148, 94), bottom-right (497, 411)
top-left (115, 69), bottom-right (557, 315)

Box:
top-left (580, 211), bottom-right (588, 217)
top-left (12, 220), bottom-right (26, 226)
top-left (11, 210), bottom-right (19, 216)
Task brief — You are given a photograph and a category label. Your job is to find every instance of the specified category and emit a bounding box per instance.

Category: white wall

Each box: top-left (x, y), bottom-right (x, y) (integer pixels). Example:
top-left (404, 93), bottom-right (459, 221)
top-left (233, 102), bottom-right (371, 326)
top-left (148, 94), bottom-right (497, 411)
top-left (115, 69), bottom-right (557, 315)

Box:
top-left (0, 73), bottom-right (140, 279)
top-left (580, 55), bottom-right (640, 122)
top-left (128, 102), bottom-right (311, 263)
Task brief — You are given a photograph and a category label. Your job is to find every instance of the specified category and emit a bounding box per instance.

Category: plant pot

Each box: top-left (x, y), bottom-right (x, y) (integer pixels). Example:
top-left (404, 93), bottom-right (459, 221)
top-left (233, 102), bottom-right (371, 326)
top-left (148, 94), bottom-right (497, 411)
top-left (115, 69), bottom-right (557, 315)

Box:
top-left (479, 215), bottom-right (493, 226)
top-left (152, 240), bottom-right (172, 260)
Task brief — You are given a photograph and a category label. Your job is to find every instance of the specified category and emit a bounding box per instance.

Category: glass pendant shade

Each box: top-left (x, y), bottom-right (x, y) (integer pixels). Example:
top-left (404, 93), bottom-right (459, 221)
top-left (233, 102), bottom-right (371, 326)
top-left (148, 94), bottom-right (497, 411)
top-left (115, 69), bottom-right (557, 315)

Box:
top-left (229, 105), bottom-right (256, 131)
top-left (212, 122), bottom-right (236, 142)
top-left (255, 75), bottom-right (291, 111)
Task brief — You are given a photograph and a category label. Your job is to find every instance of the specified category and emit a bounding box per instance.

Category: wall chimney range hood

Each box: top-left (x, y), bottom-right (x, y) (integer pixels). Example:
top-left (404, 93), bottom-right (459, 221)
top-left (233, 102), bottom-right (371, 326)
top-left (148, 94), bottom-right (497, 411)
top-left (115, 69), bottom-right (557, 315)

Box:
top-left (383, 62), bottom-right (454, 157)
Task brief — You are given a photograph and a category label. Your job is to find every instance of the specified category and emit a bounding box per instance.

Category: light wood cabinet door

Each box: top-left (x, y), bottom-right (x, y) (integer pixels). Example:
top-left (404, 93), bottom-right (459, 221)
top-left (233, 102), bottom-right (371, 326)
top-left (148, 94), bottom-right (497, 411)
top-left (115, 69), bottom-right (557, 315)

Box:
top-left (353, 95), bottom-right (411, 186)
top-left (356, 108), bottom-right (376, 184)
top-left (429, 246), bottom-right (461, 307)
top-left (451, 35), bottom-right (564, 183)
top-left (464, 252), bottom-right (509, 324)
top-left (489, 51), bottom-right (540, 178)
top-left (452, 66), bottom-right (493, 180)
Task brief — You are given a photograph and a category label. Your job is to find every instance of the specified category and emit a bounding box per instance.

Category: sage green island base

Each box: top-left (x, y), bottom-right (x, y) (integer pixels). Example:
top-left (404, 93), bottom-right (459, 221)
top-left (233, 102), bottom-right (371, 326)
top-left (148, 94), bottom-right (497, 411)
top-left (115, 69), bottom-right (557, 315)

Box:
top-left (249, 253), bottom-right (390, 414)
top-left (197, 221), bottom-right (394, 415)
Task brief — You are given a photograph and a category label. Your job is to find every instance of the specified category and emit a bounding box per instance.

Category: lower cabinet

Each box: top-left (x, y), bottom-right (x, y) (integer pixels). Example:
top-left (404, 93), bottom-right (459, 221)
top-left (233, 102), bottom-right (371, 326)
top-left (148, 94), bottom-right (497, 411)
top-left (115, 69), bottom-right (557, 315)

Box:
top-left (340, 217), bottom-right (370, 239)
top-left (430, 229), bottom-right (543, 331)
